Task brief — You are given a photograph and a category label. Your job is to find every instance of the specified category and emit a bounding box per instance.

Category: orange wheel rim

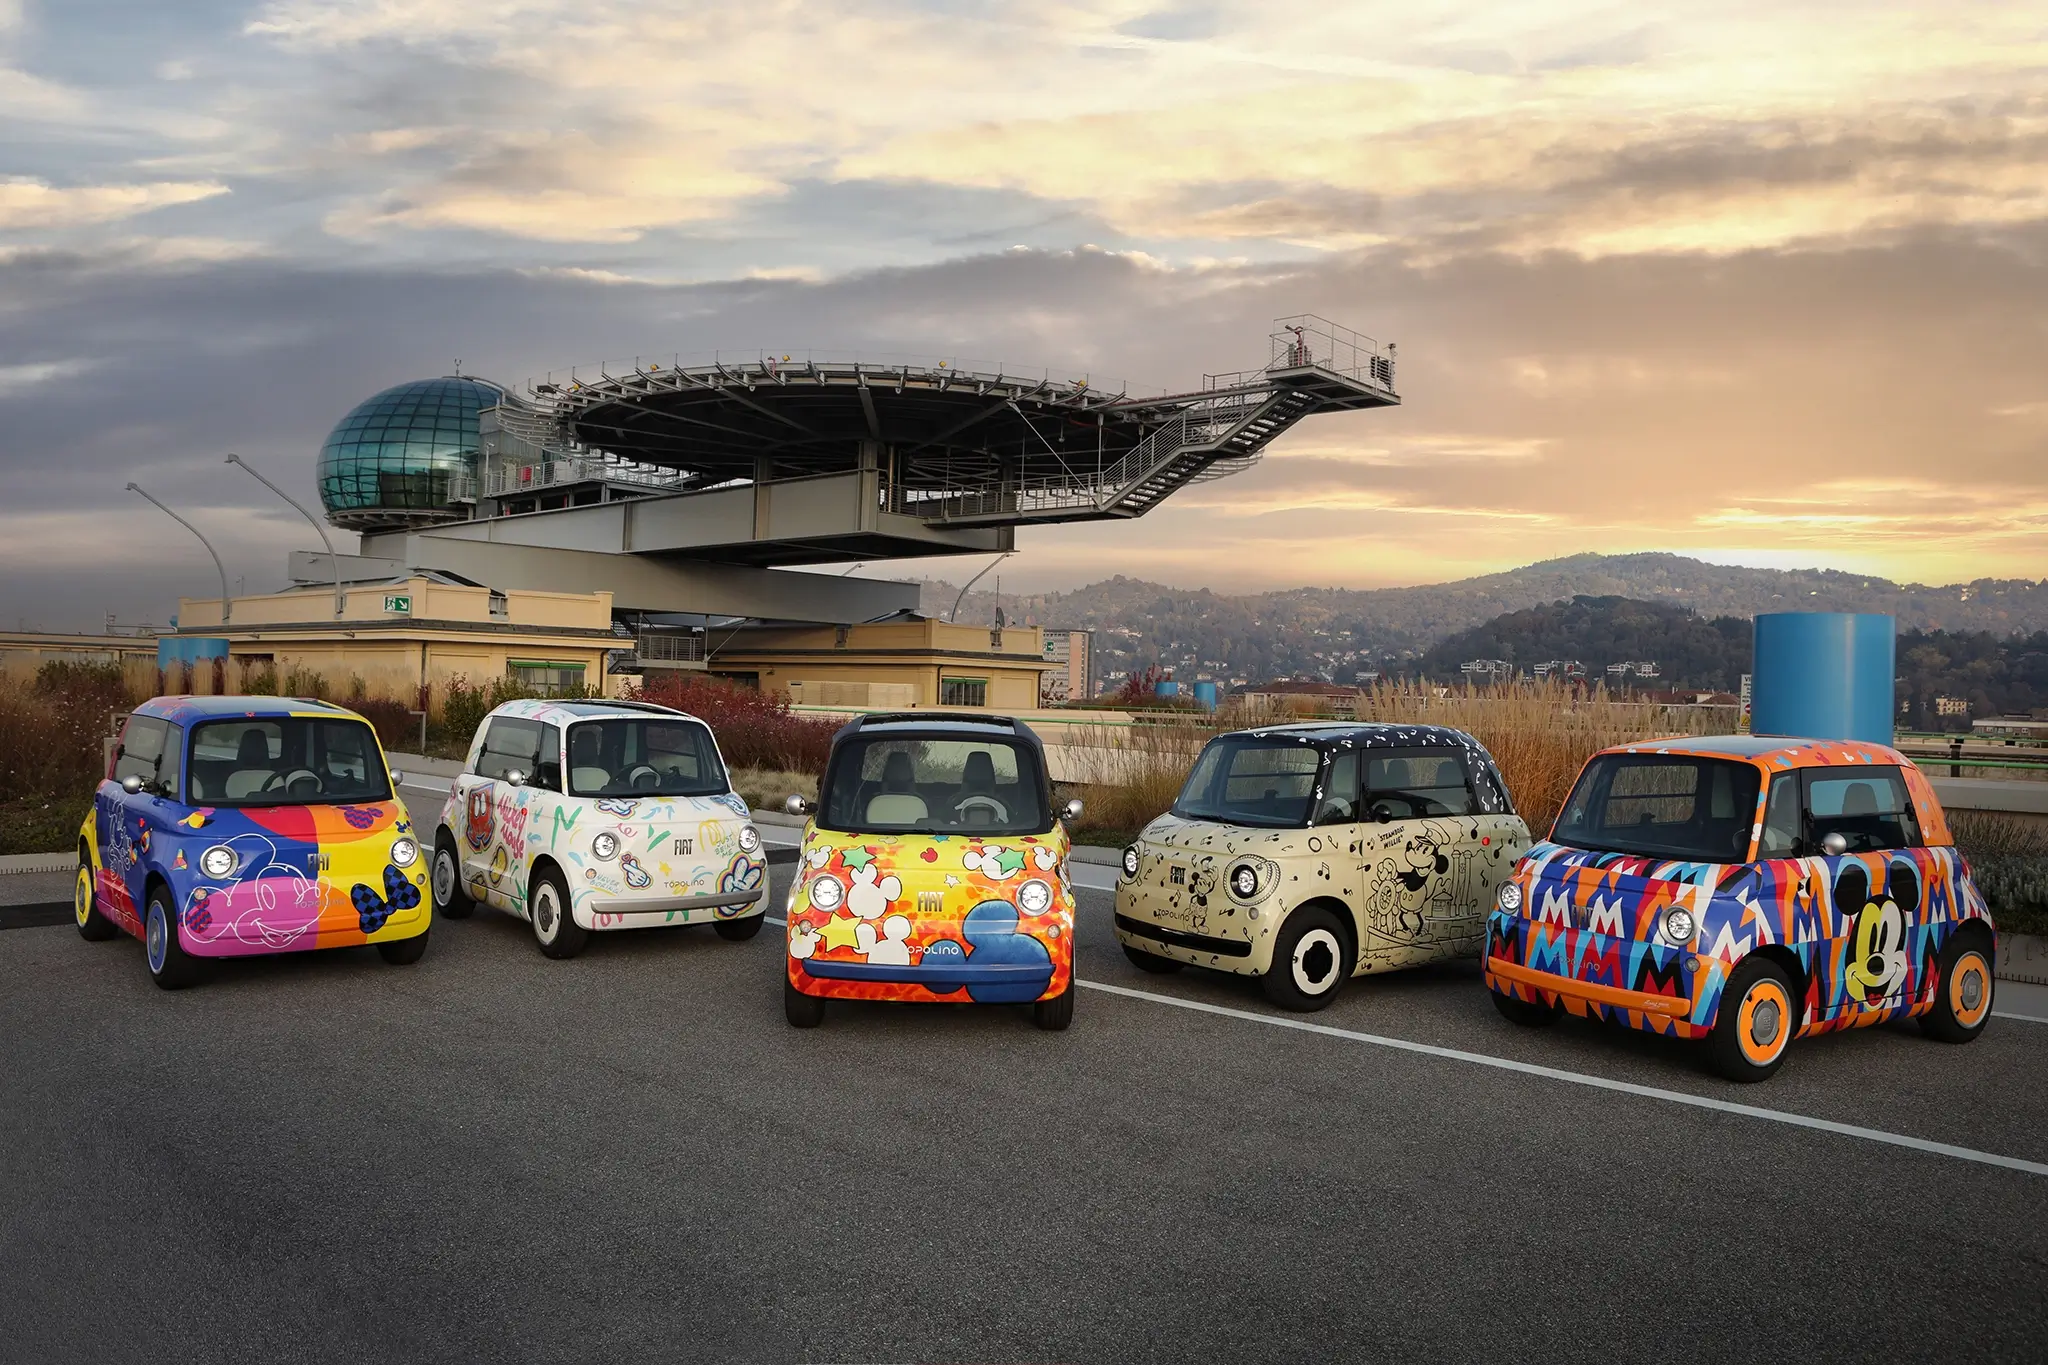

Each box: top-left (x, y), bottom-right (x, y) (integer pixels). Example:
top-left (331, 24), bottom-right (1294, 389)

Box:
top-left (1737, 979), bottom-right (1791, 1065)
top-left (1950, 951), bottom-right (1992, 1028)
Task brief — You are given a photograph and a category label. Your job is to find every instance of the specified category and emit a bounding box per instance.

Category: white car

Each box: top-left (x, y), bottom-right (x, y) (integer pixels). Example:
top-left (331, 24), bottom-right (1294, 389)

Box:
top-left (431, 698), bottom-right (767, 957)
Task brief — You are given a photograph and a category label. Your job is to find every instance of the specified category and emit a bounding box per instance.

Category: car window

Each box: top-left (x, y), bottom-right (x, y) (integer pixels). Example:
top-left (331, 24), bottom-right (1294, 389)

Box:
top-left (1757, 771), bottom-right (1801, 857)
top-left (819, 736), bottom-right (1047, 836)
top-left (186, 717), bottom-right (391, 806)
top-left (1172, 738), bottom-right (1323, 828)
top-left (1365, 747), bottom-right (1478, 818)
top-left (1314, 750), bottom-right (1360, 825)
top-left (565, 718), bottom-right (729, 798)
top-left (477, 717), bottom-right (544, 781)
top-left (534, 725), bottom-right (563, 792)
top-left (1553, 754), bottom-right (1760, 863)
top-left (1805, 767), bottom-right (1920, 853)
top-left (156, 725), bottom-right (184, 801)
top-left (114, 717), bottom-right (169, 786)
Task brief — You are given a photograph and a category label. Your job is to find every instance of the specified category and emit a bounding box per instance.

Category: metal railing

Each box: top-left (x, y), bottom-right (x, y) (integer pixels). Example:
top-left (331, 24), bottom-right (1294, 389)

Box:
top-left (634, 633), bottom-right (708, 666)
top-left (484, 455), bottom-right (684, 500)
top-left (1204, 315), bottom-right (1397, 395)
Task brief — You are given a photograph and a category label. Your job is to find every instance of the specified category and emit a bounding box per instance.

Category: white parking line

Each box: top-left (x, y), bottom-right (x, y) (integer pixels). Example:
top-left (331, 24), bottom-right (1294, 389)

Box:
top-left (1077, 979), bottom-right (2048, 1179)
top-left (1995, 1011), bottom-right (2048, 1025)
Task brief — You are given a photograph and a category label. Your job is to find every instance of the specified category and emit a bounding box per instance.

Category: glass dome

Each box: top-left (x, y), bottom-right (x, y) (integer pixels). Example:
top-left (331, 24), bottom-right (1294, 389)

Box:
top-left (317, 375), bottom-right (510, 532)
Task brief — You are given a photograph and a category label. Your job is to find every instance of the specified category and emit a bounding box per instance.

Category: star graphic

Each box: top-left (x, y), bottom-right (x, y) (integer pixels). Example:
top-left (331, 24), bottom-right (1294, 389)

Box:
top-left (991, 846), bottom-right (1027, 878)
top-left (840, 846), bottom-right (875, 873)
top-left (819, 914), bottom-right (864, 952)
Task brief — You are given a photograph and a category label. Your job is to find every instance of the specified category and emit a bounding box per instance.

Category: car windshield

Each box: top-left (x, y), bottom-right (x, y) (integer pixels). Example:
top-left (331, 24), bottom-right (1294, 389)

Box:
top-left (566, 718), bottom-right (729, 797)
top-left (1551, 753), bottom-right (1761, 863)
top-left (187, 717), bottom-right (392, 807)
top-left (1172, 737), bottom-right (1324, 829)
top-left (819, 736), bottom-right (1047, 836)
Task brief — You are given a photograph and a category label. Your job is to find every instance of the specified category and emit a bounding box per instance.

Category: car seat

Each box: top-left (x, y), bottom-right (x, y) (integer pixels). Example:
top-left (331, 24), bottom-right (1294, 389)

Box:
top-left (224, 729), bottom-right (276, 799)
top-left (867, 750), bottom-right (928, 823)
top-left (1842, 782), bottom-right (1878, 816)
top-left (570, 727), bottom-right (609, 792)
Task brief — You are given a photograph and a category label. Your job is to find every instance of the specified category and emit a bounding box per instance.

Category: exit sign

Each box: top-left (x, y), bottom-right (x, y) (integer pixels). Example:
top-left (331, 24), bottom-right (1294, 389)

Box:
top-left (384, 594), bottom-right (412, 614)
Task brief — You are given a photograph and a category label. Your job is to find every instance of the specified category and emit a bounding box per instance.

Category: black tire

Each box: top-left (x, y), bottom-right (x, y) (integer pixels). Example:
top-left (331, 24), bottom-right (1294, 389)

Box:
top-left (1032, 979), bottom-right (1076, 1031)
top-left (715, 913), bottom-right (765, 942)
top-left (377, 929), bottom-right (430, 965)
top-left (143, 883), bottom-right (201, 991)
top-left (431, 833), bottom-right (473, 919)
top-left (1491, 988), bottom-right (1561, 1027)
top-left (784, 976), bottom-right (825, 1028)
top-left (74, 853), bottom-right (117, 942)
top-left (529, 865), bottom-right (588, 960)
top-left (1121, 942), bottom-right (1184, 974)
top-left (1920, 930), bottom-right (1995, 1044)
top-left (1708, 956), bottom-right (1798, 1083)
top-left (1261, 904), bottom-right (1351, 1012)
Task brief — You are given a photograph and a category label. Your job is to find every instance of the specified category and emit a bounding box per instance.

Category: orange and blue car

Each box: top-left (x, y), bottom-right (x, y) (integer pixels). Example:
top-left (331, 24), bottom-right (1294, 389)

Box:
top-left (1482, 735), bottom-right (1995, 1080)
top-left (74, 695), bottom-right (429, 988)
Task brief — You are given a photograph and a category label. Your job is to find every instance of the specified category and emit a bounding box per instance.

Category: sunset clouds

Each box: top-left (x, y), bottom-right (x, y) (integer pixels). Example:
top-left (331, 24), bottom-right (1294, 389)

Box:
top-left (1, 2), bottom-right (2045, 625)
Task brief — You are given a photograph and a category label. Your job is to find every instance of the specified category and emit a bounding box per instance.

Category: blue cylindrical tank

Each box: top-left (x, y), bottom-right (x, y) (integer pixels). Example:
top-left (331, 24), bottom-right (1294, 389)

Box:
top-left (1155, 679), bottom-right (1180, 699)
top-left (1750, 612), bottom-right (1895, 744)
top-left (1192, 680), bottom-right (1218, 710)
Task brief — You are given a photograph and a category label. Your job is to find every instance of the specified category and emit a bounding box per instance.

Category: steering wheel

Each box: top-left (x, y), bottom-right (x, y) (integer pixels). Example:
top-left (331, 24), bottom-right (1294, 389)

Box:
top-left (1368, 795), bottom-right (1423, 822)
top-left (262, 769), bottom-right (323, 797)
top-left (626, 764), bottom-right (661, 792)
top-left (954, 793), bottom-right (1009, 824)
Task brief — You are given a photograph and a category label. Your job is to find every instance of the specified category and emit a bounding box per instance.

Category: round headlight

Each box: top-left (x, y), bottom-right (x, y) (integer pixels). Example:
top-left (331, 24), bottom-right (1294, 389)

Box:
top-left (1121, 846), bottom-right (1140, 879)
top-left (1018, 878), bottom-right (1053, 914)
top-left (737, 824), bottom-right (761, 854)
top-left (199, 844), bottom-right (238, 879)
top-left (1664, 907), bottom-right (1696, 944)
top-left (590, 832), bottom-right (620, 861)
top-left (1496, 881), bottom-right (1524, 914)
top-left (389, 836), bottom-right (418, 868)
top-left (1229, 862), bottom-right (1261, 900)
top-left (808, 875), bottom-right (845, 911)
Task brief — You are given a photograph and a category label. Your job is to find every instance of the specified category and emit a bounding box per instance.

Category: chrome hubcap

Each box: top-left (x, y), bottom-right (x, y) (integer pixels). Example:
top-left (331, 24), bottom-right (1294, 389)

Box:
top-left (1961, 971), bottom-right (1984, 1011)
top-left (1751, 998), bottom-right (1781, 1046)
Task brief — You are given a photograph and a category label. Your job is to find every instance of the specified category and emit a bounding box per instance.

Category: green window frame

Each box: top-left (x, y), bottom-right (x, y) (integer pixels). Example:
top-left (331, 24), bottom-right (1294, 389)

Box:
top-left (940, 676), bottom-right (988, 707)
top-left (509, 660), bottom-right (587, 698)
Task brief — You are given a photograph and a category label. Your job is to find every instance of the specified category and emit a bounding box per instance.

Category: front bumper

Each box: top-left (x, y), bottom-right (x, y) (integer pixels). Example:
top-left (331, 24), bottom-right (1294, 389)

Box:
top-left (578, 888), bottom-right (762, 930)
top-left (1482, 911), bottom-right (1700, 1036)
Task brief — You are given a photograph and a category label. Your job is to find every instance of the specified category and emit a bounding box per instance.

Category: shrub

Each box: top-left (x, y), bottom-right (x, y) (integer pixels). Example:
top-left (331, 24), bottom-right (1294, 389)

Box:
top-left (626, 674), bottom-right (837, 775)
top-left (348, 696), bottom-right (421, 754)
top-left (430, 675), bottom-right (547, 754)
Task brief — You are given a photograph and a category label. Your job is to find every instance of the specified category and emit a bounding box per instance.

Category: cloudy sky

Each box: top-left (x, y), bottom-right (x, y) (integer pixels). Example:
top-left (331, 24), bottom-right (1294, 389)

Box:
top-left (3, 0), bottom-right (2045, 629)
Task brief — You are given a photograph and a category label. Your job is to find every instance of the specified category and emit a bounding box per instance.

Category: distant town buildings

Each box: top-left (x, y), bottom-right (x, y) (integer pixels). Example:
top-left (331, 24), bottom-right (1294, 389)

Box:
top-left (1039, 628), bottom-right (1095, 705)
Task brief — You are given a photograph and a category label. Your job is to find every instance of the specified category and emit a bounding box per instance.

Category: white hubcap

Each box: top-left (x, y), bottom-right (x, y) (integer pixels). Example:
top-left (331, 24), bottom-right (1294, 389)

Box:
top-left (1291, 927), bottom-right (1343, 995)
top-left (433, 850), bottom-right (456, 904)
top-left (534, 887), bottom-right (558, 939)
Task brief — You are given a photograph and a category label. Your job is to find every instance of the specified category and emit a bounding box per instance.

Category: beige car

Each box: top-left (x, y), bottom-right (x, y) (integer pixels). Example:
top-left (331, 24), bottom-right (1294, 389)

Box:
top-left (1113, 722), bottom-right (1531, 1011)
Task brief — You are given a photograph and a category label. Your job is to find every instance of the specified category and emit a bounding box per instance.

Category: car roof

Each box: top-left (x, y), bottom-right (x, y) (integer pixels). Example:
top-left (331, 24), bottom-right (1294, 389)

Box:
top-left (135, 694), bottom-right (359, 724)
top-left (831, 711), bottom-right (1047, 754)
top-left (488, 697), bottom-right (695, 724)
top-left (1597, 733), bottom-right (1914, 769)
top-left (1223, 721), bottom-right (1497, 754)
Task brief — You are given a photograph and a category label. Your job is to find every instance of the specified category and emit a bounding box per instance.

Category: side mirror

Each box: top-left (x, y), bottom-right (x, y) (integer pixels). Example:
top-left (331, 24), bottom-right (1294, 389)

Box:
top-left (120, 775), bottom-right (146, 796)
top-left (504, 768), bottom-right (529, 788)
top-left (1060, 798), bottom-right (1084, 822)
top-left (388, 769), bottom-right (406, 788)
top-left (782, 794), bottom-right (813, 816)
top-left (1820, 832), bottom-right (1849, 857)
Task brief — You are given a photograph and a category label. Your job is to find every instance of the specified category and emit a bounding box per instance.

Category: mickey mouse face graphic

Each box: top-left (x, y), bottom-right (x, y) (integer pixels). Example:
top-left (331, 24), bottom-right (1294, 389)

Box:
top-left (1836, 859), bottom-right (1919, 1008)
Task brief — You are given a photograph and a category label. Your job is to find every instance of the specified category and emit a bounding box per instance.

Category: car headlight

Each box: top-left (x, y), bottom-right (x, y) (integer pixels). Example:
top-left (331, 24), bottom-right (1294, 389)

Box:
top-left (1664, 907), bottom-right (1696, 944)
top-left (1496, 881), bottom-right (1524, 914)
top-left (808, 875), bottom-right (845, 911)
top-left (590, 831), bottom-right (620, 861)
top-left (389, 836), bottom-right (418, 869)
top-left (199, 844), bottom-right (238, 879)
top-left (1228, 861), bottom-right (1262, 901)
top-left (1121, 845), bottom-right (1139, 879)
top-left (737, 824), bottom-right (761, 854)
top-left (1017, 878), bottom-right (1053, 914)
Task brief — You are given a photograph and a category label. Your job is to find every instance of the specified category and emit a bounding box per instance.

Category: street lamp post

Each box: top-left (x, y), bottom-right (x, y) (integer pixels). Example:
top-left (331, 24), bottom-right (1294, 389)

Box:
top-left (126, 483), bottom-right (231, 624)
top-left (949, 551), bottom-right (1014, 622)
top-left (225, 452), bottom-right (344, 617)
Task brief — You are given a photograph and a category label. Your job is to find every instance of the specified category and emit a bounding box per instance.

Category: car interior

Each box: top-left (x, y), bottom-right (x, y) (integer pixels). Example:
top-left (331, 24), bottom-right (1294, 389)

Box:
top-left (825, 739), bottom-right (1041, 833)
top-left (185, 719), bottom-right (385, 804)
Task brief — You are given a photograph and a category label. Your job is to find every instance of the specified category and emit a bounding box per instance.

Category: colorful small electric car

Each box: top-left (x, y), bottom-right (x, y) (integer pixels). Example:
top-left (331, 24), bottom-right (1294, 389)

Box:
top-left (74, 695), bottom-right (429, 989)
top-left (431, 698), bottom-right (765, 957)
top-left (1483, 736), bottom-right (1997, 1081)
top-left (1113, 722), bottom-right (1531, 1011)
top-left (781, 713), bottom-right (1080, 1029)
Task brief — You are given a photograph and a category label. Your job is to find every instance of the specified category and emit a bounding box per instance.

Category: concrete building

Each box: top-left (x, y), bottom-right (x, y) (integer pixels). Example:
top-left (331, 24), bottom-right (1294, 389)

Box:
top-left (707, 614), bottom-right (1050, 711)
top-left (1039, 628), bottom-right (1094, 705)
top-left (0, 629), bottom-right (158, 678)
top-left (171, 573), bottom-right (619, 698)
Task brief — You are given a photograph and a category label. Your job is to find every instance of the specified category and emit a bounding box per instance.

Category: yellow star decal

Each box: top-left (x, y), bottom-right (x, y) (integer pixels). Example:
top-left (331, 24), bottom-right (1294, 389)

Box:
top-left (818, 914), bottom-right (863, 952)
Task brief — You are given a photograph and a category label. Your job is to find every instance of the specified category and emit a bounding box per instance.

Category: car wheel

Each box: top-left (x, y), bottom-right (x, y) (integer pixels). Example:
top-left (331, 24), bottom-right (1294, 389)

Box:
top-left (377, 929), bottom-right (430, 965)
top-left (431, 834), bottom-right (473, 919)
top-left (1121, 943), bottom-right (1184, 974)
top-left (1490, 988), bottom-right (1561, 1027)
top-left (74, 854), bottom-right (117, 942)
top-left (715, 914), bottom-right (764, 942)
top-left (1920, 931), bottom-right (1995, 1044)
top-left (1708, 957), bottom-right (1797, 1082)
top-left (784, 976), bottom-right (825, 1028)
top-left (143, 884), bottom-right (201, 991)
top-left (529, 866), bottom-right (588, 960)
top-left (1031, 979), bottom-right (1076, 1031)
top-left (1261, 905), bottom-right (1350, 1012)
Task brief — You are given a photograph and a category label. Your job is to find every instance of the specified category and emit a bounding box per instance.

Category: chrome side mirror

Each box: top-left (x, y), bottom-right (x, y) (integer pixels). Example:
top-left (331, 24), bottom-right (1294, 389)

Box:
top-left (1060, 798), bottom-right (1084, 822)
top-left (504, 768), bottom-right (529, 788)
top-left (120, 775), bottom-right (146, 795)
top-left (1820, 832), bottom-right (1849, 857)
top-left (388, 769), bottom-right (406, 788)
top-left (783, 794), bottom-right (813, 816)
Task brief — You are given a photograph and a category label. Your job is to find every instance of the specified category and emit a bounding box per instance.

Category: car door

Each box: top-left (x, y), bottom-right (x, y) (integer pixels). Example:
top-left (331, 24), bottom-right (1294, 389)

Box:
top-left (1357, 746), bottom-right (1496, 960)
top-left (465, 716), bottom-right (546, 910)
top-left (105, 716), bottom-right (176, 913)
top-left (1804, 766), bottom-right (1926, 1021)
